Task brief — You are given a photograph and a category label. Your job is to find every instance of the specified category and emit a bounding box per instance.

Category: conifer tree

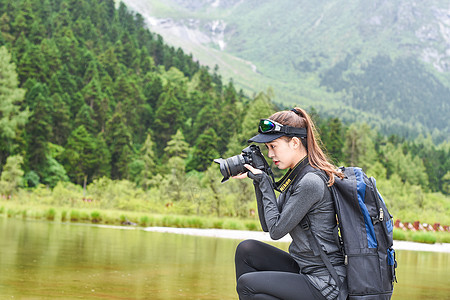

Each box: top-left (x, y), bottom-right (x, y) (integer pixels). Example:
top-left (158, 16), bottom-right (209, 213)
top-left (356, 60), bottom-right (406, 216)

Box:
top-left (226, 91), bottom-right (275, 156)
top-left (153, 85), bottom-right (183, 153)
top-left (50, 93), bottom-right (71, 145)
top-left (164, 129), bottom-right (189, 159)
top-left (25, 91), bottom-right (52, 177)
top-left (74, 104), bottom-right (96, 135)
top-left (343, 123), bottom-right (377, 172)
top-left (40, 39), bottom-right (62, 79)
top-left (105, 103), bottom-right (134, 179)
top-left (137, 133), bottom-right (157, 189)
top-left (63, 125), bottom-right (98, 186)
top-left (323, 117), bottom-right (344, 164)
top-left (0, 155), bottom-right (24, 195)
top-left (0, 13), bottom-right (14, 43)
top-left (187, 127), bottom-right (220, 172)
top-left (0, 46), bottom-right (29, 166)
top-left (96, 131), bottom-right (112, 173)
top-left (17, 43), bottom-right (47, 84)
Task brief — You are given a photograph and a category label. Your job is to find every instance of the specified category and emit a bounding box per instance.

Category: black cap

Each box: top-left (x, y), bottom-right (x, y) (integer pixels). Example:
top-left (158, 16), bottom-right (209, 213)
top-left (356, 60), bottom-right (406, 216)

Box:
top-left (247, 132), bottom-right (286, 143)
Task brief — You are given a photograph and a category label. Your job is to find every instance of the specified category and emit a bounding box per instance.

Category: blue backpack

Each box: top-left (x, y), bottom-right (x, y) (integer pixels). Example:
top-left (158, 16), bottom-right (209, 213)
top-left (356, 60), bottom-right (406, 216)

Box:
top-left (302, 167), bottom-right (397, 300)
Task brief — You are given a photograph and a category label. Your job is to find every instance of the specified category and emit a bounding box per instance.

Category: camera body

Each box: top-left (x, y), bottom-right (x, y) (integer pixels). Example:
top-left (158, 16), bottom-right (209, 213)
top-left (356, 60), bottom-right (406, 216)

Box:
top-left (241, 144), bottom-right (268, 171)
top-left (214, 145), bottom-right (270, 182)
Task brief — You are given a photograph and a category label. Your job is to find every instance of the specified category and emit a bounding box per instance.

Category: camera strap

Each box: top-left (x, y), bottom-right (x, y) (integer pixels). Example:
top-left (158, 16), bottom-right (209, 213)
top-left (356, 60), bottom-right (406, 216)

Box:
top-left (274, 156), bottom-right (310, 192)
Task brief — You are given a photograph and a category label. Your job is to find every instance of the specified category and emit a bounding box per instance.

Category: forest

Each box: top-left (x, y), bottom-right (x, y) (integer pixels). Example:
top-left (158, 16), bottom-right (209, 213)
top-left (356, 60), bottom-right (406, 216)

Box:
top-left (0, 0), bottom-right (449, 227)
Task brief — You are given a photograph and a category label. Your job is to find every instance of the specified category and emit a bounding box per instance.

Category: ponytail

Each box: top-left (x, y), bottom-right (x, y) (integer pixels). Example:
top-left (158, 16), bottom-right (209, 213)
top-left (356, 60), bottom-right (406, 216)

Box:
top-left (270, 107), bottom-right (344, 186)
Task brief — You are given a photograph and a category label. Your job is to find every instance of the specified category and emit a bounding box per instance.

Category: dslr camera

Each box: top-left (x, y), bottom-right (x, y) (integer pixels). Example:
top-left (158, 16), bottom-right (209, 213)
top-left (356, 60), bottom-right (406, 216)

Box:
top-left (214, 145), bottom-right (271, 182)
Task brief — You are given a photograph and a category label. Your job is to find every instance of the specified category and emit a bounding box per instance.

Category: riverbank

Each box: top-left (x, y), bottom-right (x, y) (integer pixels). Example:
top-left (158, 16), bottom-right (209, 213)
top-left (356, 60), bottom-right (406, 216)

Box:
top-left (142, 226), bottom-right (450, 253)
top-left (2, 201), bottom-right (450, 247)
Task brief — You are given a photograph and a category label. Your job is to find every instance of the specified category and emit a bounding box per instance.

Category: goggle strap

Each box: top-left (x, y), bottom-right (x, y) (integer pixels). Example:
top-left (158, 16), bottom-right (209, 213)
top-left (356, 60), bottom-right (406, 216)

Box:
top-left (283, 127), bottom-right (307, 137)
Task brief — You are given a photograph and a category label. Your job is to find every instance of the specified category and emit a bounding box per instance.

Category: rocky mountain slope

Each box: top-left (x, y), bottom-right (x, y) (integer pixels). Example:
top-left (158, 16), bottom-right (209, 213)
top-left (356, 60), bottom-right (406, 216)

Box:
top-left (119, 0), bottom-right (450, 141)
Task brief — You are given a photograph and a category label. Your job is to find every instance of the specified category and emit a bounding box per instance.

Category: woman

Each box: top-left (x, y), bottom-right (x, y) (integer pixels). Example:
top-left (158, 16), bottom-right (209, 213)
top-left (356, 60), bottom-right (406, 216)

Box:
top-left (233, 107), bottom-right (347, 300)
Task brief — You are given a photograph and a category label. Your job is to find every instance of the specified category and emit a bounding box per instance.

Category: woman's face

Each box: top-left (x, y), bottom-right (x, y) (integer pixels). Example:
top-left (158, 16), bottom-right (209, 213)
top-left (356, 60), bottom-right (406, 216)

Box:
top-left (264, 137), bottom-right (306, 170)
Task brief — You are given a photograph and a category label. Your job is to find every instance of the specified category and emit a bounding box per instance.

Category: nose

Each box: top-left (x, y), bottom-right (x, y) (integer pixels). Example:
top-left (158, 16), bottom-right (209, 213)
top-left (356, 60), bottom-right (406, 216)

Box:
top-left (267, 148), bottom-right (274, 158)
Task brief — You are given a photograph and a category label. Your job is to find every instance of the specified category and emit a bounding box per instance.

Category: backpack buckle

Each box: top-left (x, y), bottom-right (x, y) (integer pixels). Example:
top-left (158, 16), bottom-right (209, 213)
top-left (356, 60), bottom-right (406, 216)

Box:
top-left (301, 220), bottom-right (310, 231)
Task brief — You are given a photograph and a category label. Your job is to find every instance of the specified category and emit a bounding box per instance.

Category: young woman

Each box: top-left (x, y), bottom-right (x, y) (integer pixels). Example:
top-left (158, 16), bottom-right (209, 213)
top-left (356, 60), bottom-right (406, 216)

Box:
top-left (233, 107), bottom-right (347, 300)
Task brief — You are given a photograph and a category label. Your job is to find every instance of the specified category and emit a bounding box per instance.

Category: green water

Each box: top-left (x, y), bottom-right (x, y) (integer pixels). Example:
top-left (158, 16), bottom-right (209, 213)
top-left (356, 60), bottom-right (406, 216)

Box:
top-left (0, 218), bottom-right (449, 299)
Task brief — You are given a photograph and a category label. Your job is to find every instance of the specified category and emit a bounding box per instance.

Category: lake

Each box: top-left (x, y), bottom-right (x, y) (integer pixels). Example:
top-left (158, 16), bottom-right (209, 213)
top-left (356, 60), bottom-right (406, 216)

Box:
top-left (0, 218), bottom-right (449, 299)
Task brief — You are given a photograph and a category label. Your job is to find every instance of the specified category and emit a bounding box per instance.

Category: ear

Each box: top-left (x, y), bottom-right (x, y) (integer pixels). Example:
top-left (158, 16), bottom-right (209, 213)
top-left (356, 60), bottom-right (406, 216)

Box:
top-left (290, 137), bottom-right (301, 149)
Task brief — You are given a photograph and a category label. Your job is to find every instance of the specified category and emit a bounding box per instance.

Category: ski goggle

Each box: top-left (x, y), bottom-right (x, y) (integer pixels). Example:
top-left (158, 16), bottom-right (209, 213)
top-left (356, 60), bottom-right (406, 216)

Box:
top-left (258, 119), bottom-right (307, 137)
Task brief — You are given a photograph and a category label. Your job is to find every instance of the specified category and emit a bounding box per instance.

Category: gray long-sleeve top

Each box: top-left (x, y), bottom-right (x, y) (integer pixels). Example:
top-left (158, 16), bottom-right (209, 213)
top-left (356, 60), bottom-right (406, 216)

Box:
top-left (250, 170), bottom-right (347, 299)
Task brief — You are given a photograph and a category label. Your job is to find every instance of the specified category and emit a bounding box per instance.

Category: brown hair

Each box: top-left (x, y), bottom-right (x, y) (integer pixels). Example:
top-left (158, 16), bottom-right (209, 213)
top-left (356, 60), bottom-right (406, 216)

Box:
top-left (269, 107), bottom-right (344, 186)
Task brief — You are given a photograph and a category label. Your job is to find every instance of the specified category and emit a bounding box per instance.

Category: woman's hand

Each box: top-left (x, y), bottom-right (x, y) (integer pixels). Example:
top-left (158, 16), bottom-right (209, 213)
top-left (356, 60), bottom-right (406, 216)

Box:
top-left (232, 164), bottom-right (263, 179)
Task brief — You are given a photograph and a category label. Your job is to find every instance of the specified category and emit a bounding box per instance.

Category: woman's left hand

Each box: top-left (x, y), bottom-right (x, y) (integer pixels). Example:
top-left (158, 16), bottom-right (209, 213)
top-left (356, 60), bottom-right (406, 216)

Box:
top-left (244, 164), bottom-right (263, 175)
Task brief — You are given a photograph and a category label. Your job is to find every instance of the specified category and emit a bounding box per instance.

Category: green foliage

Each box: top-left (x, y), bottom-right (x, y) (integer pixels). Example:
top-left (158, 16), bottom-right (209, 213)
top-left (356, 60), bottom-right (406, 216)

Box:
top-left (46, 208), bottom-right (56, 220)
top-left (342, 123), bottom-right (377, 170)
top-left (62, 125), bottom-right (99, 185)
top-left (411, 232), bottom-right (437, 244)
top-left (0, 155), bottom-right (24, 195)
top-left (0, 46), bottom-right (29, 166)
top-left (392, 229), bottom-right (407, 241)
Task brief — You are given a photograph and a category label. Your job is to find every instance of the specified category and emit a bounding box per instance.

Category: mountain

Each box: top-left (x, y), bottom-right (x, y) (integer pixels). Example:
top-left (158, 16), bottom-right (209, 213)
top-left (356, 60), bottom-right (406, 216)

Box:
top-left (119, 0), bottom-right (450, 142)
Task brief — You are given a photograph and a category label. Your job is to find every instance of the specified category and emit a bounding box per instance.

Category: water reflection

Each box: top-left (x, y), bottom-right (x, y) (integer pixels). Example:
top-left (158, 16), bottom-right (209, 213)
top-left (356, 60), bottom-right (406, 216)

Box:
top-left (393, 249), bottom-right (450, 300)
top-left (0, 218), bottom-right (448, 299)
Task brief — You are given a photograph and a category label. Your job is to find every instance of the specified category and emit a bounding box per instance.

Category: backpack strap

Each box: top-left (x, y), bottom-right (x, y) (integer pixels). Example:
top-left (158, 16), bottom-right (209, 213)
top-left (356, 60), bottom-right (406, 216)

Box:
top-left (300, 216), bottom-right (343, 288)
top-left (298, 170), bottom-right (344, 289)
top-left (285, 167), bottom-right (344, 288)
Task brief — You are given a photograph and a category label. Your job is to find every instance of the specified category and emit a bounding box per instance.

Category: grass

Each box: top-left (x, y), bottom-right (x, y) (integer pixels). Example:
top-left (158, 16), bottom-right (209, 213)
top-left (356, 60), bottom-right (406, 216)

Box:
top-left (393, 229), bottom-right (450, 244)
top-left (1, 202), bottom-right (448, 244)
top-left (0, 202), bottom-right (261, 231)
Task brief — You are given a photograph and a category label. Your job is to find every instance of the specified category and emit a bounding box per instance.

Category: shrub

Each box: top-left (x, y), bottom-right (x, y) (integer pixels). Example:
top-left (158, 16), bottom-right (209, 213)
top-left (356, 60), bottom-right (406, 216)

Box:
top-left (80, 211), bottom-right (90, 221)
top-left (245, 221), bottom-right (258, 231)
top-left (70, 210), bottom-right (80, 221)
top-left (435, 232), bottom-right (450, 244)
top-left (91, 211), bottom-right (101, 223)
top-left (46, 208), bottom-right (56, 221)
top-left (223, 219), bottom-right (244, 230)
top-left (393, 229), bottom-right (407, 241)
top-left (212, 220), bottom-right (224, 229)
top-left (411, 232), bottom-right (437, 244)
top-left (139, 215), bottom-right (150, 226)
top-left (186, 217), bottom-right (203, 228)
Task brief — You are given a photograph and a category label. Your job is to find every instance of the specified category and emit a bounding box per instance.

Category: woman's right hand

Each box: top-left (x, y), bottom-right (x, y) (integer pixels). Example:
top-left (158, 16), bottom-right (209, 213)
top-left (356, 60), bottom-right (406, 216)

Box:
top-left (232, 164), bottom-right (263, 179)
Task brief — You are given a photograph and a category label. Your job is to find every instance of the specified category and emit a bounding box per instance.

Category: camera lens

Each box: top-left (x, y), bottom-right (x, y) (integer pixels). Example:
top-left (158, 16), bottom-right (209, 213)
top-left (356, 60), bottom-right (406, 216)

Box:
top-left (214, 154), bottom-right (247, 182)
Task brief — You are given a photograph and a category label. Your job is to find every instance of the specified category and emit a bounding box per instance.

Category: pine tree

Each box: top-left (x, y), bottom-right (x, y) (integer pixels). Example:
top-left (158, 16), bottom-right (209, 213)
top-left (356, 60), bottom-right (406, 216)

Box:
top-left (25, 91), bottom-right (53, 178)
top-left (153, 85), bottom-right (183, 153)
top-left (187, 127), bottom-right (220, 172)
top-left (0, 13), bottom-right (14, 43)
top-left (343, 123), bottom-right (377, 171)
top-left (136, 133), bottom-right (157, 189)
top-left (324, 117), bottom-right (344, 164)
top-left (74, 104), bottom-right (96, 134)
top-left (164, 129), bottom-right (189, 159)
top-left (226, 91), bottom-right (275, 156)
top-left (105, 103), bottom-right (134, 179)
top-left (0, 46), bottom-right (29, 167)
top-left (63, 125), bottom-right (98, 186)
top-left (50, 93), bottom-right (71, 145)
top-left (94, 132), bottom-right (112, 179)
top-left (17, 42), bottom-right (47, 84)
top-left (0, 155), bottom-right (24, 195)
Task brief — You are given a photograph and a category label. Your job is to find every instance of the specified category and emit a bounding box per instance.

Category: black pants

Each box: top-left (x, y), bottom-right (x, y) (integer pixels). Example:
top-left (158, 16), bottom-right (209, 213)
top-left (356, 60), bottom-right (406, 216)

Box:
top-left (235, 239), bottom-right (326, 300)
